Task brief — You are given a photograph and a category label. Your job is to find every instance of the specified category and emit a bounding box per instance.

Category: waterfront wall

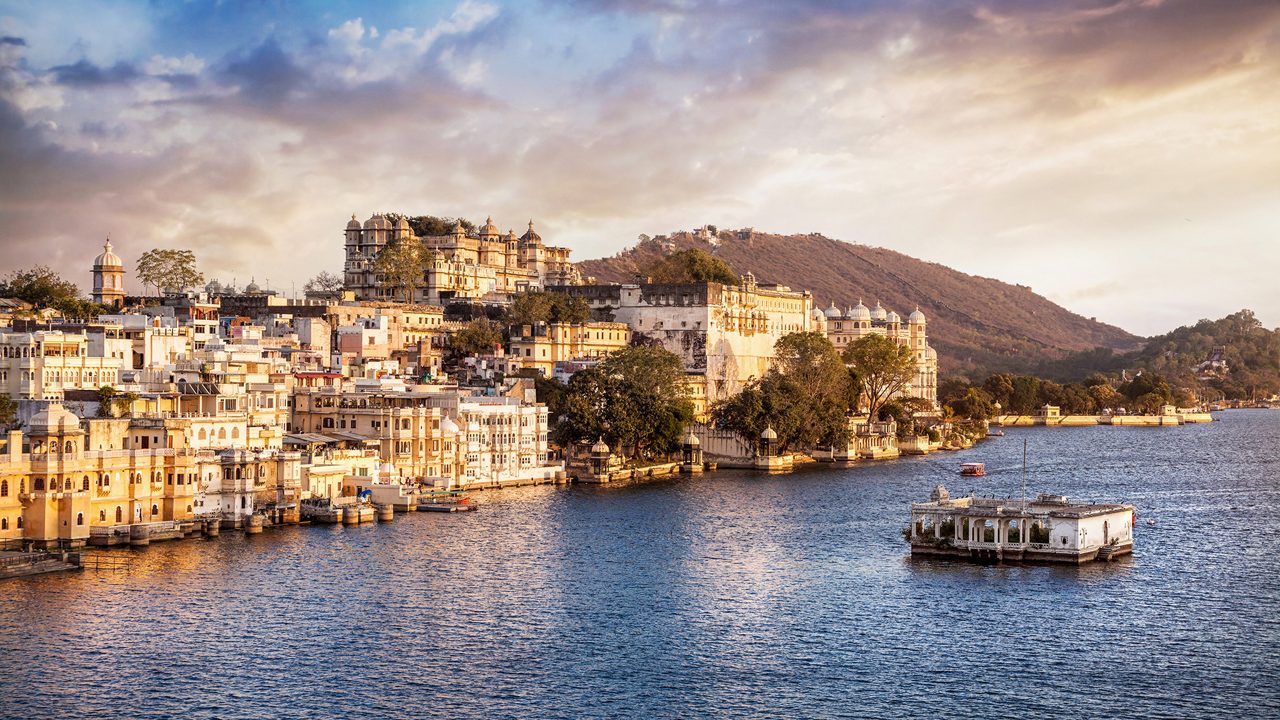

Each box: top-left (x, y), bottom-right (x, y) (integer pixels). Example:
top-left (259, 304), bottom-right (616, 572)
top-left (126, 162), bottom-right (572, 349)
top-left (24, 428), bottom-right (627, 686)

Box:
top-left (998, 413), bottom-right (1214, 427)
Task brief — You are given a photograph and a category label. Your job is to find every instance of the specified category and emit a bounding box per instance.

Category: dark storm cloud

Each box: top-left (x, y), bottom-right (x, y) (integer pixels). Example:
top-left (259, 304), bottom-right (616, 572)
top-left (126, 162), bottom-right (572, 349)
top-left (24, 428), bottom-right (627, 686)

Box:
top-left (220, 38), bottom-right (310, 106)
top-left (50, 59), bottom-right (141, 87)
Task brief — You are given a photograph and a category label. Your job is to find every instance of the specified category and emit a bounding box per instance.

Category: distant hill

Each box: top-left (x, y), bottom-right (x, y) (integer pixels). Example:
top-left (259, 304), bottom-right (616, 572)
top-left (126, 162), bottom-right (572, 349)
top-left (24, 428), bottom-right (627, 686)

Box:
top-left (1037, 310), bottom-right (1279, 399)
top-left (576, 230), bottom-right (1141, 377)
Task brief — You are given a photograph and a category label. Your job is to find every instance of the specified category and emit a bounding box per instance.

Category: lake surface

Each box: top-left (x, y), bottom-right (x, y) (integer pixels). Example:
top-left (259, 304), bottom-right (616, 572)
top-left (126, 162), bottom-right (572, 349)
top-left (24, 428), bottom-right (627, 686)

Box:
top-left (2, 410), bottom-right (1278, 719)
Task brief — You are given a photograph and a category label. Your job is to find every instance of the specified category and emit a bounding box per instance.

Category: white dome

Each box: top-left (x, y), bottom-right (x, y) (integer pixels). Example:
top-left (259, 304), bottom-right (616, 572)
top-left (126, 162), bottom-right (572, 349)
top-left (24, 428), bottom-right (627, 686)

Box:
top-left (93, 239), bottom-right (123, 269)
top-left (760, 426), bottom-right (777, 440)
top-left (27, 404), bottom-right (83, 436)
top-left (848, 300), bottom-right (871, 322)
top-left (926, 346), bottom-right (937, 359)
top-left (870, 301), bottom-right (887, 321)
top-left (909, 308), bottom-right (927, 325)
top-left (346, 214), bottom-right (362, 230)
top-left (823, 302), bottom-right (843, 319)
top-left (886, 311), bottom-right (901, 324)
top-left (440, 416), bottom-right (460, 435)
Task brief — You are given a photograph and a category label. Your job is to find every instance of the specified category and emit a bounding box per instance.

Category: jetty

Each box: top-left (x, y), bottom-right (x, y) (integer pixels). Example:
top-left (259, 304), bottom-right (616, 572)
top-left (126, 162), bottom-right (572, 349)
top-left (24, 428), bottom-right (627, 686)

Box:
top-left (907, 484), bottom-right (1135, 564)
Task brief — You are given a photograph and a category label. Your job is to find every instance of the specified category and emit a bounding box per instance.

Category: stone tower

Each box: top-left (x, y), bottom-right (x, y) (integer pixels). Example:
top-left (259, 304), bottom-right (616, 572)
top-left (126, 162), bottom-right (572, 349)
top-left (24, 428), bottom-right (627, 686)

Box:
top-left (91, 238), bottom-right (126, 307)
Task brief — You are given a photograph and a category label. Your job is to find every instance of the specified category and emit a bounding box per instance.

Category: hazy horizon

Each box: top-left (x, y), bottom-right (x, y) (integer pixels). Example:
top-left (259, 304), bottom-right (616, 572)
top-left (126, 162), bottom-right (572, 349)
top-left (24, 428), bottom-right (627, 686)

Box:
top-left (1, 0), bottom-right (1277, 336)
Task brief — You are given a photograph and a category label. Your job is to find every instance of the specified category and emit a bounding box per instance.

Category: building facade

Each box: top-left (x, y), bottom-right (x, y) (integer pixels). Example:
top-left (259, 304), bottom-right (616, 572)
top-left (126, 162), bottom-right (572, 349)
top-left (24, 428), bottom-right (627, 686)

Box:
top-left (815, 300), bottom-right (938, 408)
top-left (343, 214), bottom-right (581, 304)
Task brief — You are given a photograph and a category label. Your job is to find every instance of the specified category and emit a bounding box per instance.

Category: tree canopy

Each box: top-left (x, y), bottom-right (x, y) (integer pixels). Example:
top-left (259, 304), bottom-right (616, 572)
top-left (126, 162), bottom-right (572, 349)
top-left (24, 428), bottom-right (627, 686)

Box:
top-left (304, 271), bottom-right (345, 293)
top-left (136, 249), bottom-right (203, 294)
top-left (451, 318), bottom-right (504, 357)
top-left (0, 266), bottom-right (81, 307)
top-left (507, 291), bottom-right (591, 326)
top-left (843, 333), bottom-right (917, 421)
top-left (373, 238), bottom-right (436, 303)
top-left (713, 332), bottom-right (853, 451)
top-left (383, 213), bottom-right (475, 237)
top-left (549, 346), bottom-right (693, 459)
top-left (644, 248), bottom-right (740, 285)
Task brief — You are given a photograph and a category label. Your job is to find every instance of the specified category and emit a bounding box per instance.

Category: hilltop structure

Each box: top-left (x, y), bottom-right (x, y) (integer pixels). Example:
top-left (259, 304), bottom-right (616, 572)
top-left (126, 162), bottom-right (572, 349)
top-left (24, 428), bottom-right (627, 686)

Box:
top-left (343, 214), bottom-right (580, 305)
top-left (91, 239), bottom-right (126, 307)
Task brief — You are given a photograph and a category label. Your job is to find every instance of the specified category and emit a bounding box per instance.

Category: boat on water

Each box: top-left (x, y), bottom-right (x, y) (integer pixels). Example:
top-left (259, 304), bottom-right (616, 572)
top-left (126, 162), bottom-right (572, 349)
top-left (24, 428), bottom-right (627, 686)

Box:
top-left (988, 429), bottom-right (1005, 437)
top-left (959, 463), bottom-right (986, 477)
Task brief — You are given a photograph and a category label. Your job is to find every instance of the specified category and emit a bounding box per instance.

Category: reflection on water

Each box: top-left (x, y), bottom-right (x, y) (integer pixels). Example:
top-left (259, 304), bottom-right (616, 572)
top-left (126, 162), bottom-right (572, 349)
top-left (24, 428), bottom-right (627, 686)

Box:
top-left (2, 411), bottom-right (1278, 718)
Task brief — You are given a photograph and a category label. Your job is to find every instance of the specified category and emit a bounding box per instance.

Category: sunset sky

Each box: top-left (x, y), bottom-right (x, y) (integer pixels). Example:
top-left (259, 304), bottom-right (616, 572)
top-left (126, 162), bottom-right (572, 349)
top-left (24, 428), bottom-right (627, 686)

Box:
top-left (1, 0), bottom-right (1276, 336)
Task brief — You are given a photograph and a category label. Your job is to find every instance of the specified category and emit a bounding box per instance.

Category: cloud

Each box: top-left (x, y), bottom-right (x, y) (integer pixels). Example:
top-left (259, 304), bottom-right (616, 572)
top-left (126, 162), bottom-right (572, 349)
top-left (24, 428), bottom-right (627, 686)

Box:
top-left (0, 0), bottom-right (1276, 335)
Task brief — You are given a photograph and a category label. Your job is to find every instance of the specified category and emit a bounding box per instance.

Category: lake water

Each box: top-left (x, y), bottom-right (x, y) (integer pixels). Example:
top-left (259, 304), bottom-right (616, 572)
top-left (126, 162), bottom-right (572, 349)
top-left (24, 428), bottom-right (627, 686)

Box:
top-left (2, 410), bottom-right (1278, 719)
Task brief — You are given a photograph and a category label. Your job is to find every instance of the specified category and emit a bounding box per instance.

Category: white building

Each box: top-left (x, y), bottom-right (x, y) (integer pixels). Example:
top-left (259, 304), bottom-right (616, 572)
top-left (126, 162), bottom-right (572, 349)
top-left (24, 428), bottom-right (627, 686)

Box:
top-left (814, 300), bottom-right (938, 408)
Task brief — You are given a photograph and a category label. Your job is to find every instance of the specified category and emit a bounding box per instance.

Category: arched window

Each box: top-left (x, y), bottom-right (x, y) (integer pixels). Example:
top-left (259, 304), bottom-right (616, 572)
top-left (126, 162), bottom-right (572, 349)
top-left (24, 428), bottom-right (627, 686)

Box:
top-left (64, 441), bottom-right (74, 454)
top-left (0, 480), bottom-right (7, 497)
top-left (76, 512), bottom-right (84, 525)
top-left (19, 480), bottom-right (25, 494)
top-left (186, 504), bottom-right (192, 513)
top-left (82, 476), bottom-right (89, 491)
top-left (151, 504), bottom-right (158, 516)
top-left (17, 517), bottom-right (22, 529)
top-left (218, 428), bottom-right (227, 440)
top-left (99, 510), bottom-right (106, 521)
top-left (115, 507), bottom-right (122, 523)
top-left (33, 477), bottom-right (44, 491)
top-left (198, 428), bottom-right (207, 440)
top-left (1, 518), bottom-right (6, 530)
top-left (231, 427), bottom-right (240, 439)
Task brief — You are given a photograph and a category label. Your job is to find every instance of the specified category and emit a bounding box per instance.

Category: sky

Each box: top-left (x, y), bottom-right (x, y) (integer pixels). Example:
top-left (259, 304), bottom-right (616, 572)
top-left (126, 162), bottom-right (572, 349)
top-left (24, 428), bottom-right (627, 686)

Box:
top-left (0, 0), bottom-right (1277, 337)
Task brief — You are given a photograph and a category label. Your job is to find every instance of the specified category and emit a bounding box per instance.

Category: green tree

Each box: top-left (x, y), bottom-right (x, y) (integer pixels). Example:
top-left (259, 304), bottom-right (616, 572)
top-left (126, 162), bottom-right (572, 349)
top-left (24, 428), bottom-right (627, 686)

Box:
top-left (1088, 383), bottom-right (1124, 412)
top-left (0, 394), bottom-right (17, 430)
top-left (135, 249), bottom-right (203, 295)
top-left (303, 271), bottom-right (345, 294)
top-left (713, 333), bottom-right (853, 450)
top-left (843, 333), bottom-right (917, 421)
top-left (452, 318), bottom-right (504, 356)
top-left (384, 214), bottom-right (475, 237)
top-left (96, 386), bottom-right (117, 418)
top-left (507, 292), bottom-right (592, 326)
top-left (555, 346), bottom-right (693, 459)
top-left (372, 238), bottom-right (435, 303)
top-left (949, 387), bottom-right (997, 421)
top-left (0, 266), bottom-right (82, 308)
top-left (645, 248), bottom-right (740, 285)
top-left (114, 391), bottom-right (139, 418)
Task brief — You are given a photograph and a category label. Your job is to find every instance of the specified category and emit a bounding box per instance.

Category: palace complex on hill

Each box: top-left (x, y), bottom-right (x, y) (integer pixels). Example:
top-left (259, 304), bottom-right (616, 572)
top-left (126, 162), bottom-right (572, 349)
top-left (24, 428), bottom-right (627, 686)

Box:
top-left (814, 300), bottom-right (938, 407)
top-left (343, 213), bottom-right (581, 304)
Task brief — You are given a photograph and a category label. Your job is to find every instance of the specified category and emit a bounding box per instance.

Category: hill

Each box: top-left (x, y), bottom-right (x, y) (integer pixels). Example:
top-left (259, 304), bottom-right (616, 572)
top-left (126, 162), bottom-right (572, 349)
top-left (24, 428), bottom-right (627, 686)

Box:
top-left (1036, 310), bottom-right (1279, 399)
top-left (576, 230), bottom-right (1141, 377)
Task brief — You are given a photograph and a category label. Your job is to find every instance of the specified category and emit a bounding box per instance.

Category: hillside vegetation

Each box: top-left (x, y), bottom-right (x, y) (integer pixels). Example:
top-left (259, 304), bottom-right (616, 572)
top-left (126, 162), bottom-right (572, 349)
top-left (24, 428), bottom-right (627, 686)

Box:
top-left (577, 230), bottom-right (1140, 377)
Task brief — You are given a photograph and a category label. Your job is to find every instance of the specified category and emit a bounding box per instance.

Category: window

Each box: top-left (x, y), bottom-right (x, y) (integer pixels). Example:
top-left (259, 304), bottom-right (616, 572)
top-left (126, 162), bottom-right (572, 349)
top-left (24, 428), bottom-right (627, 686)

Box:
top-left (99, 510), bottom-right (105, 521)
top-left (0, 480), bottom-right (6, 497)
top-left (33, 477), bottom-right (44, 491)
top-left (151, 504), bottom-right (159, 516)
top-left (82, 476), bottom-right (89, 491)
top-left (76, 513), bottom-right (84, 526)
top-left (1, 518), bottom-right (6, 530)
top-left (115, 507), bottom-right (122, 523)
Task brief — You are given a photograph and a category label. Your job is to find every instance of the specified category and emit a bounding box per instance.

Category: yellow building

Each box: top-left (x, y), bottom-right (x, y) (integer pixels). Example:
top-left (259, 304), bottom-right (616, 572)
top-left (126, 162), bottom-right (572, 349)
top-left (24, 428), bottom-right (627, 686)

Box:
top-left (0, 405), bottom-right (199, 549)
top-left (508, 321), bottom-right (631, 377)
top-left (344, 214), bottom-right (581, 304)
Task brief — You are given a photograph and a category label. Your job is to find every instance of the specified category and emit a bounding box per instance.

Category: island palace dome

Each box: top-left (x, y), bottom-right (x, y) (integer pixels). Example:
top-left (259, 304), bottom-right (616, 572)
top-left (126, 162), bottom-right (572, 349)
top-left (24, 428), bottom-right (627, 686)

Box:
top-left (848, 300), bottom-right (872, 322)
top-left (908, 307), bottom-right (927, 325)
top-left (870, 301), bottom-right (888, 322)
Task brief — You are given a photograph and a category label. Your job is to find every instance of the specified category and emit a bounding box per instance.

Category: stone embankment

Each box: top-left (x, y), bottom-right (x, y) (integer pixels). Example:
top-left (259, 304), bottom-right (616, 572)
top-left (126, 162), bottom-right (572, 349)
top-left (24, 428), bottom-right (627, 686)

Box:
top-left (998, 412), bottom-right (1214, 427)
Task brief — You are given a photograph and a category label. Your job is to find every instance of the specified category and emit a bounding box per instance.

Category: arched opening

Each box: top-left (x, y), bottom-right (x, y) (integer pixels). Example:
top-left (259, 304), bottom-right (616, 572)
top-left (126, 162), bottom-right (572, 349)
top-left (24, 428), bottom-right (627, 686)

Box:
top-left (0, 480), bottom-right (7, 497)
top-left (1, 518), bottom-right (7, 530)
top-left (218, 428), bottom-right (227, 440)
top-left (76, 512), bottom-right (84, 526)
top-left (1030, 522), bottom-right (1050, 544)
top-left (82, 476), bottom-right (89, 491)
top-left (198, 428), bottom-right (207, 440)
top-left (1007, 519), bottom-right (1021, 544)
top-left (115, 506), bottom-right (122, 523)
top-left (981, 519), bottom-right (995, 543)
top-left (16, 517), bottom-right (22, 529)
top-left (231, 427), bottom-right (240, 439)
top-left (99, 510), bottom-right (105, 521)
top-left (64, 441), bottom-right (74, 454)
top-left (151, 504), bottom-right (158, 517)
top-left (32, 477), bottom-right (44, 491)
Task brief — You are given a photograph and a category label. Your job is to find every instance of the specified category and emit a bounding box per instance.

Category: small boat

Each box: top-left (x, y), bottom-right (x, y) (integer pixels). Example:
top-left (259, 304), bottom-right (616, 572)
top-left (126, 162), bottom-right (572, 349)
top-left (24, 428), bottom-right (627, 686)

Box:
top-left (1146, 519), bottom-right (1156, 527)
top-left (959, 462), bottom-right (986, 477)
top-left (987, 429), bottom-right (1005, 437)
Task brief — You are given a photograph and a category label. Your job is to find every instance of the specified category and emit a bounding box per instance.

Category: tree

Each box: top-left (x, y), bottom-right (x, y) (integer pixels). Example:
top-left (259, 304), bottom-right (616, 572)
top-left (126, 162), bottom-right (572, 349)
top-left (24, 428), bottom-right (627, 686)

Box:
top-left (1088, 383), bottom-right (1124, 412)
top-left (0, 395), bottom-right (17, 430)
top-left (0, 266), bottom-right (81, 308)
top-left (645, 248), bottom-right (740, 285)
top-left (136, 249), bottom-right (203, 295)
top-left (948, 388), bottom-right (997, 421)
top-left (372, 237), bottom-right (435, 303)
top-left (713, 332), bottom-right (852, 451)
top-left (304, 271), bottom-right (345, 293)
top-left (507, 292), bottom-right (591, 327)
top-left (384, 214), bottom-right (474, 237)
top-left (114, 391), bottom-right (139, 418)
top-left (843, 333), bottom-right (916, 421)
top-left (96, 386), bottom-right (117, 418)
top-left (555, 346), bottom-right (693, 459)
top-left (452, 318), bottom-right (504, 356)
